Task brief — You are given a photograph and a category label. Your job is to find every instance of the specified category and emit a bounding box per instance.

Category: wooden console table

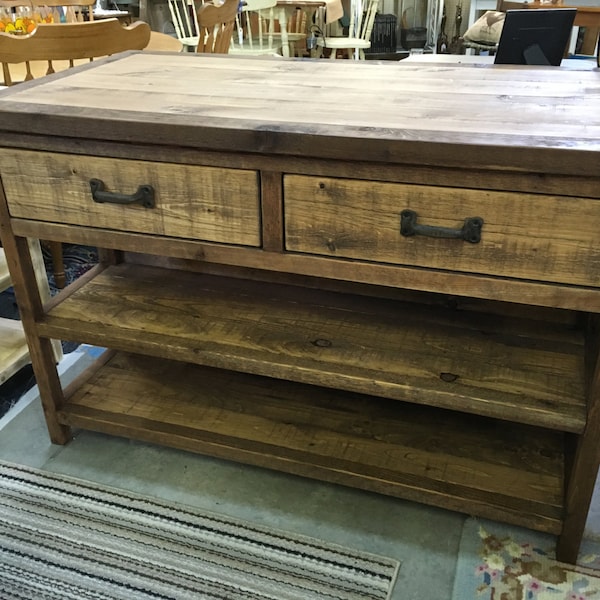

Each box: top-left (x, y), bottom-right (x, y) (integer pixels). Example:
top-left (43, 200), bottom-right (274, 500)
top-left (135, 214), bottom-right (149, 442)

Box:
top-left (0, 53), bottom-right (599, 563)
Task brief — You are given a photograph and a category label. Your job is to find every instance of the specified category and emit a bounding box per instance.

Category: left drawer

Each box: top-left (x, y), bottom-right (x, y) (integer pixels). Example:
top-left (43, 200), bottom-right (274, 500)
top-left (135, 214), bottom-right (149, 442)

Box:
top-left (0, 149), bottom-right (261, 247)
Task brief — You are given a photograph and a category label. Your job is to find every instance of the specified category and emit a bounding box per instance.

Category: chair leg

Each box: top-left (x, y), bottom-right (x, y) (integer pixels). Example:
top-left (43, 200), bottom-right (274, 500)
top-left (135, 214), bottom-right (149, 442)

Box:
top-left (47, 241), bottom-right (66, 289)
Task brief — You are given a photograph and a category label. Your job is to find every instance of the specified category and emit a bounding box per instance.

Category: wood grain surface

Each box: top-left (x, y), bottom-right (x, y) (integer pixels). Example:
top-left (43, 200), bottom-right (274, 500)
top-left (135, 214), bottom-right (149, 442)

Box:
top-left (284, 174), bottom-right (600, 287)
top-left (0, 53), bottom-right (598, 174)
top-left (60, 350), bottom-right (565, 533)
top-left (38, 263), bottom-right (587, 432)
top-left (1, 51), bottom-right (599, 564)
top-left (0, 149), bottom-right (261, 247)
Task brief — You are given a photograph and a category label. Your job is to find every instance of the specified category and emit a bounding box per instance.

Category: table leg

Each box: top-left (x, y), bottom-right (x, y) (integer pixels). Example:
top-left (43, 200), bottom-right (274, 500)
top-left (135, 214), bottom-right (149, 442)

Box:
top-left (310, 6), bottom-right (325, 57)
top-left (277, 7), bottom-right (291, 57)
top-left (139, 0), bottom-right (148, 23)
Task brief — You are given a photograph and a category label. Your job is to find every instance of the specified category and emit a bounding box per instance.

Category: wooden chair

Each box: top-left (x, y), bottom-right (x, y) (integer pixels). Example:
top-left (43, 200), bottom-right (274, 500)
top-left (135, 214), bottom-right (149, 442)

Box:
top-left (196, 0), bottom-right (239, 53)
top-left (229, 0), bottom-right (283, 55)
top-left (0, 18), bottom-right (151, 287)
top-left (315, 0), bottom-right (379, 59)
top-left (146, 30), bottom-right (184, 51)
top-left (0, 19), bottom-right (150, 86)
top-left (167, 0), bottom-right (200, 50)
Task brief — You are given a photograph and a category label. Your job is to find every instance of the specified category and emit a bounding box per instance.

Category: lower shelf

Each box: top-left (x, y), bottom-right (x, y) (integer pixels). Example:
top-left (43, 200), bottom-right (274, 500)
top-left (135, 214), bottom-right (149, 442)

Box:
top-left (60, 350), bottom-right (565, 534)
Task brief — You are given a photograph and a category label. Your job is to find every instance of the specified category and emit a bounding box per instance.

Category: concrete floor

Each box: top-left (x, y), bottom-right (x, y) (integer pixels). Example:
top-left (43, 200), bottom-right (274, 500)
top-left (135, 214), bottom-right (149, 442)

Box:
top-left (1, 345), bottom-right (600, 599)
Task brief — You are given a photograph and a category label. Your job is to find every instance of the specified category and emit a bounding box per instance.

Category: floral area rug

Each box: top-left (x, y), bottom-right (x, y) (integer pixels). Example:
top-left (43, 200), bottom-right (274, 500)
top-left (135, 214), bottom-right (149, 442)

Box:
top-left (452, 517), bottom-right (600, 600)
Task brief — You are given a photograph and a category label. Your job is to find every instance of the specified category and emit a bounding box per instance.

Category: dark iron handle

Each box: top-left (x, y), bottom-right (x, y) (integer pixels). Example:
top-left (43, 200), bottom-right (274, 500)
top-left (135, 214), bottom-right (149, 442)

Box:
top-left (90, 178), bottom-right (155, 209)
top-left (400, 209), bottom-right (483, 244)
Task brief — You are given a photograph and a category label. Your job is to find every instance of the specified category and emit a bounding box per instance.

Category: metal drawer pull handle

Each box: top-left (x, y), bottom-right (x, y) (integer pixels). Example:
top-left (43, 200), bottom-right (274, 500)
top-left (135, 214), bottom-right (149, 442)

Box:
top-left (400, 209), bottom-right (483, 244)
top-left (90, 178), bottom-right (155, 209)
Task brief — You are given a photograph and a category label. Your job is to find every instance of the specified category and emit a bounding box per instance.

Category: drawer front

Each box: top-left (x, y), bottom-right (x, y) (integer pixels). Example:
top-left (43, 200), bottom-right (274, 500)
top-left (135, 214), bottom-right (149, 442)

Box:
top-left (0, 150), bottom-right (261, 247)
top-left (284, 175), bottom-right (600, 287)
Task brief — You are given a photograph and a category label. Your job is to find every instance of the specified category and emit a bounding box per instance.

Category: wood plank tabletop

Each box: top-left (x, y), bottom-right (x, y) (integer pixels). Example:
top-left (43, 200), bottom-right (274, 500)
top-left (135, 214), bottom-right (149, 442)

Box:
top-left (0, 52), bottom-right (598, 173)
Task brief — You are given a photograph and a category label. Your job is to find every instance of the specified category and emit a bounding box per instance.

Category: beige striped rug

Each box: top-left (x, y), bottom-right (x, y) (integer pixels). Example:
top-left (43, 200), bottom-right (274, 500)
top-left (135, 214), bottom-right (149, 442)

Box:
top-left (0, 460), bottom-right (399, 599)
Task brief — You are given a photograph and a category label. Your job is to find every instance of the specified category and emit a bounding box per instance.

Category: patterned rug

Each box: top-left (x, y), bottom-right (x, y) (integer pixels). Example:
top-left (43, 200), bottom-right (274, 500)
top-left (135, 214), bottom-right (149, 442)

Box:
top-left (41, 243), bottom-right (99, 294)
top-left (0, 460), bottom-right (400, 600)
top-left (452, 517), bottom-right (600, 600)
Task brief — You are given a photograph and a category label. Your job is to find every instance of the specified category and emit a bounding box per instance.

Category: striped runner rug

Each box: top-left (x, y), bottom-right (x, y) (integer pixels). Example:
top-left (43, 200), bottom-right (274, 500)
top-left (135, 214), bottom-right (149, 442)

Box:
top-left (0, 460), bottom-right (400, 600)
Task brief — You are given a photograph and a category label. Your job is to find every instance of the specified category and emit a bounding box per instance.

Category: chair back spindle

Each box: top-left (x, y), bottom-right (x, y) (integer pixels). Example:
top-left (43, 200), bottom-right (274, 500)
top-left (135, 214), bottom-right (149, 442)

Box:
top-left (196, 0), bottom-right (238, 53)
top-left (167, 0), bottom-right (200, 49)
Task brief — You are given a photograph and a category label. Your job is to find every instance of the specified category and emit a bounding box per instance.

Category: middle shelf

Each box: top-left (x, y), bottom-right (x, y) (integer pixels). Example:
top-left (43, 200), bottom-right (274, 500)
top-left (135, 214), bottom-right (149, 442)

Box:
top-left (37, 262), bottom-right (587, 432)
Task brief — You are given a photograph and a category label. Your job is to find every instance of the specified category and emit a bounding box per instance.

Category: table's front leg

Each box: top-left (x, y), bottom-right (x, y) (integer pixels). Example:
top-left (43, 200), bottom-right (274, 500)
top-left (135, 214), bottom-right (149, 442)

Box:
top-left (308, 7), bottom-right (325, 57)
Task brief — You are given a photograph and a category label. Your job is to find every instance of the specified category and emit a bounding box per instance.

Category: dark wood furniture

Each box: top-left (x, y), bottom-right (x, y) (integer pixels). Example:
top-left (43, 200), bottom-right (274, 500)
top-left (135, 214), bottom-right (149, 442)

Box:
top-left (0, 52), bottom-right (599, 563)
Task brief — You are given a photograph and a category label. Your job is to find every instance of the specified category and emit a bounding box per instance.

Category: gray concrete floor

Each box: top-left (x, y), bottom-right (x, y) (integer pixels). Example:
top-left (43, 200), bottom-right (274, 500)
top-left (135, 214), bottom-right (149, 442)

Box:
top-left (1, 345), bottom-right (600, 599)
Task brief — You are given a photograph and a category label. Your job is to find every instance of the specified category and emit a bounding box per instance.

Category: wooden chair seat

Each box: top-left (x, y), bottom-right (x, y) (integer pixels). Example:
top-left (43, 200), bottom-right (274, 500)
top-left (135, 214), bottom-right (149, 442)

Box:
top-left (146, 31), bottom-right (184, 52)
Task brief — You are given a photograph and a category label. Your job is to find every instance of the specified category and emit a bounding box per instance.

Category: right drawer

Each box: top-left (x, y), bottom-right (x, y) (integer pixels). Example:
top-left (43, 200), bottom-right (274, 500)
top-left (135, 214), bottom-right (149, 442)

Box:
top-left (284, 175), bottom-right (600, 287)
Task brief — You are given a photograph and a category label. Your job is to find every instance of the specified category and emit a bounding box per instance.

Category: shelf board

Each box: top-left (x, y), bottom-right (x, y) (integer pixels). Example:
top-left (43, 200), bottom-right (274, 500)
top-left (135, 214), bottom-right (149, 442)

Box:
top-left (60, 351), bottom-right (565, 534)
top-left (0, 317), bottom-right (29, 384)
top-left (39, 263), bottom-right (587, 432)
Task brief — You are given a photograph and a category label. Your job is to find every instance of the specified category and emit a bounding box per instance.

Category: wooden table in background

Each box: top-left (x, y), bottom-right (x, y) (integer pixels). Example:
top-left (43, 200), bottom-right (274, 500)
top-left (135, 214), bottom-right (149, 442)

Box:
top-left (402, 51), bottom-right (598, 67)
top-left (571, 5), bottom-right (600, 54)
